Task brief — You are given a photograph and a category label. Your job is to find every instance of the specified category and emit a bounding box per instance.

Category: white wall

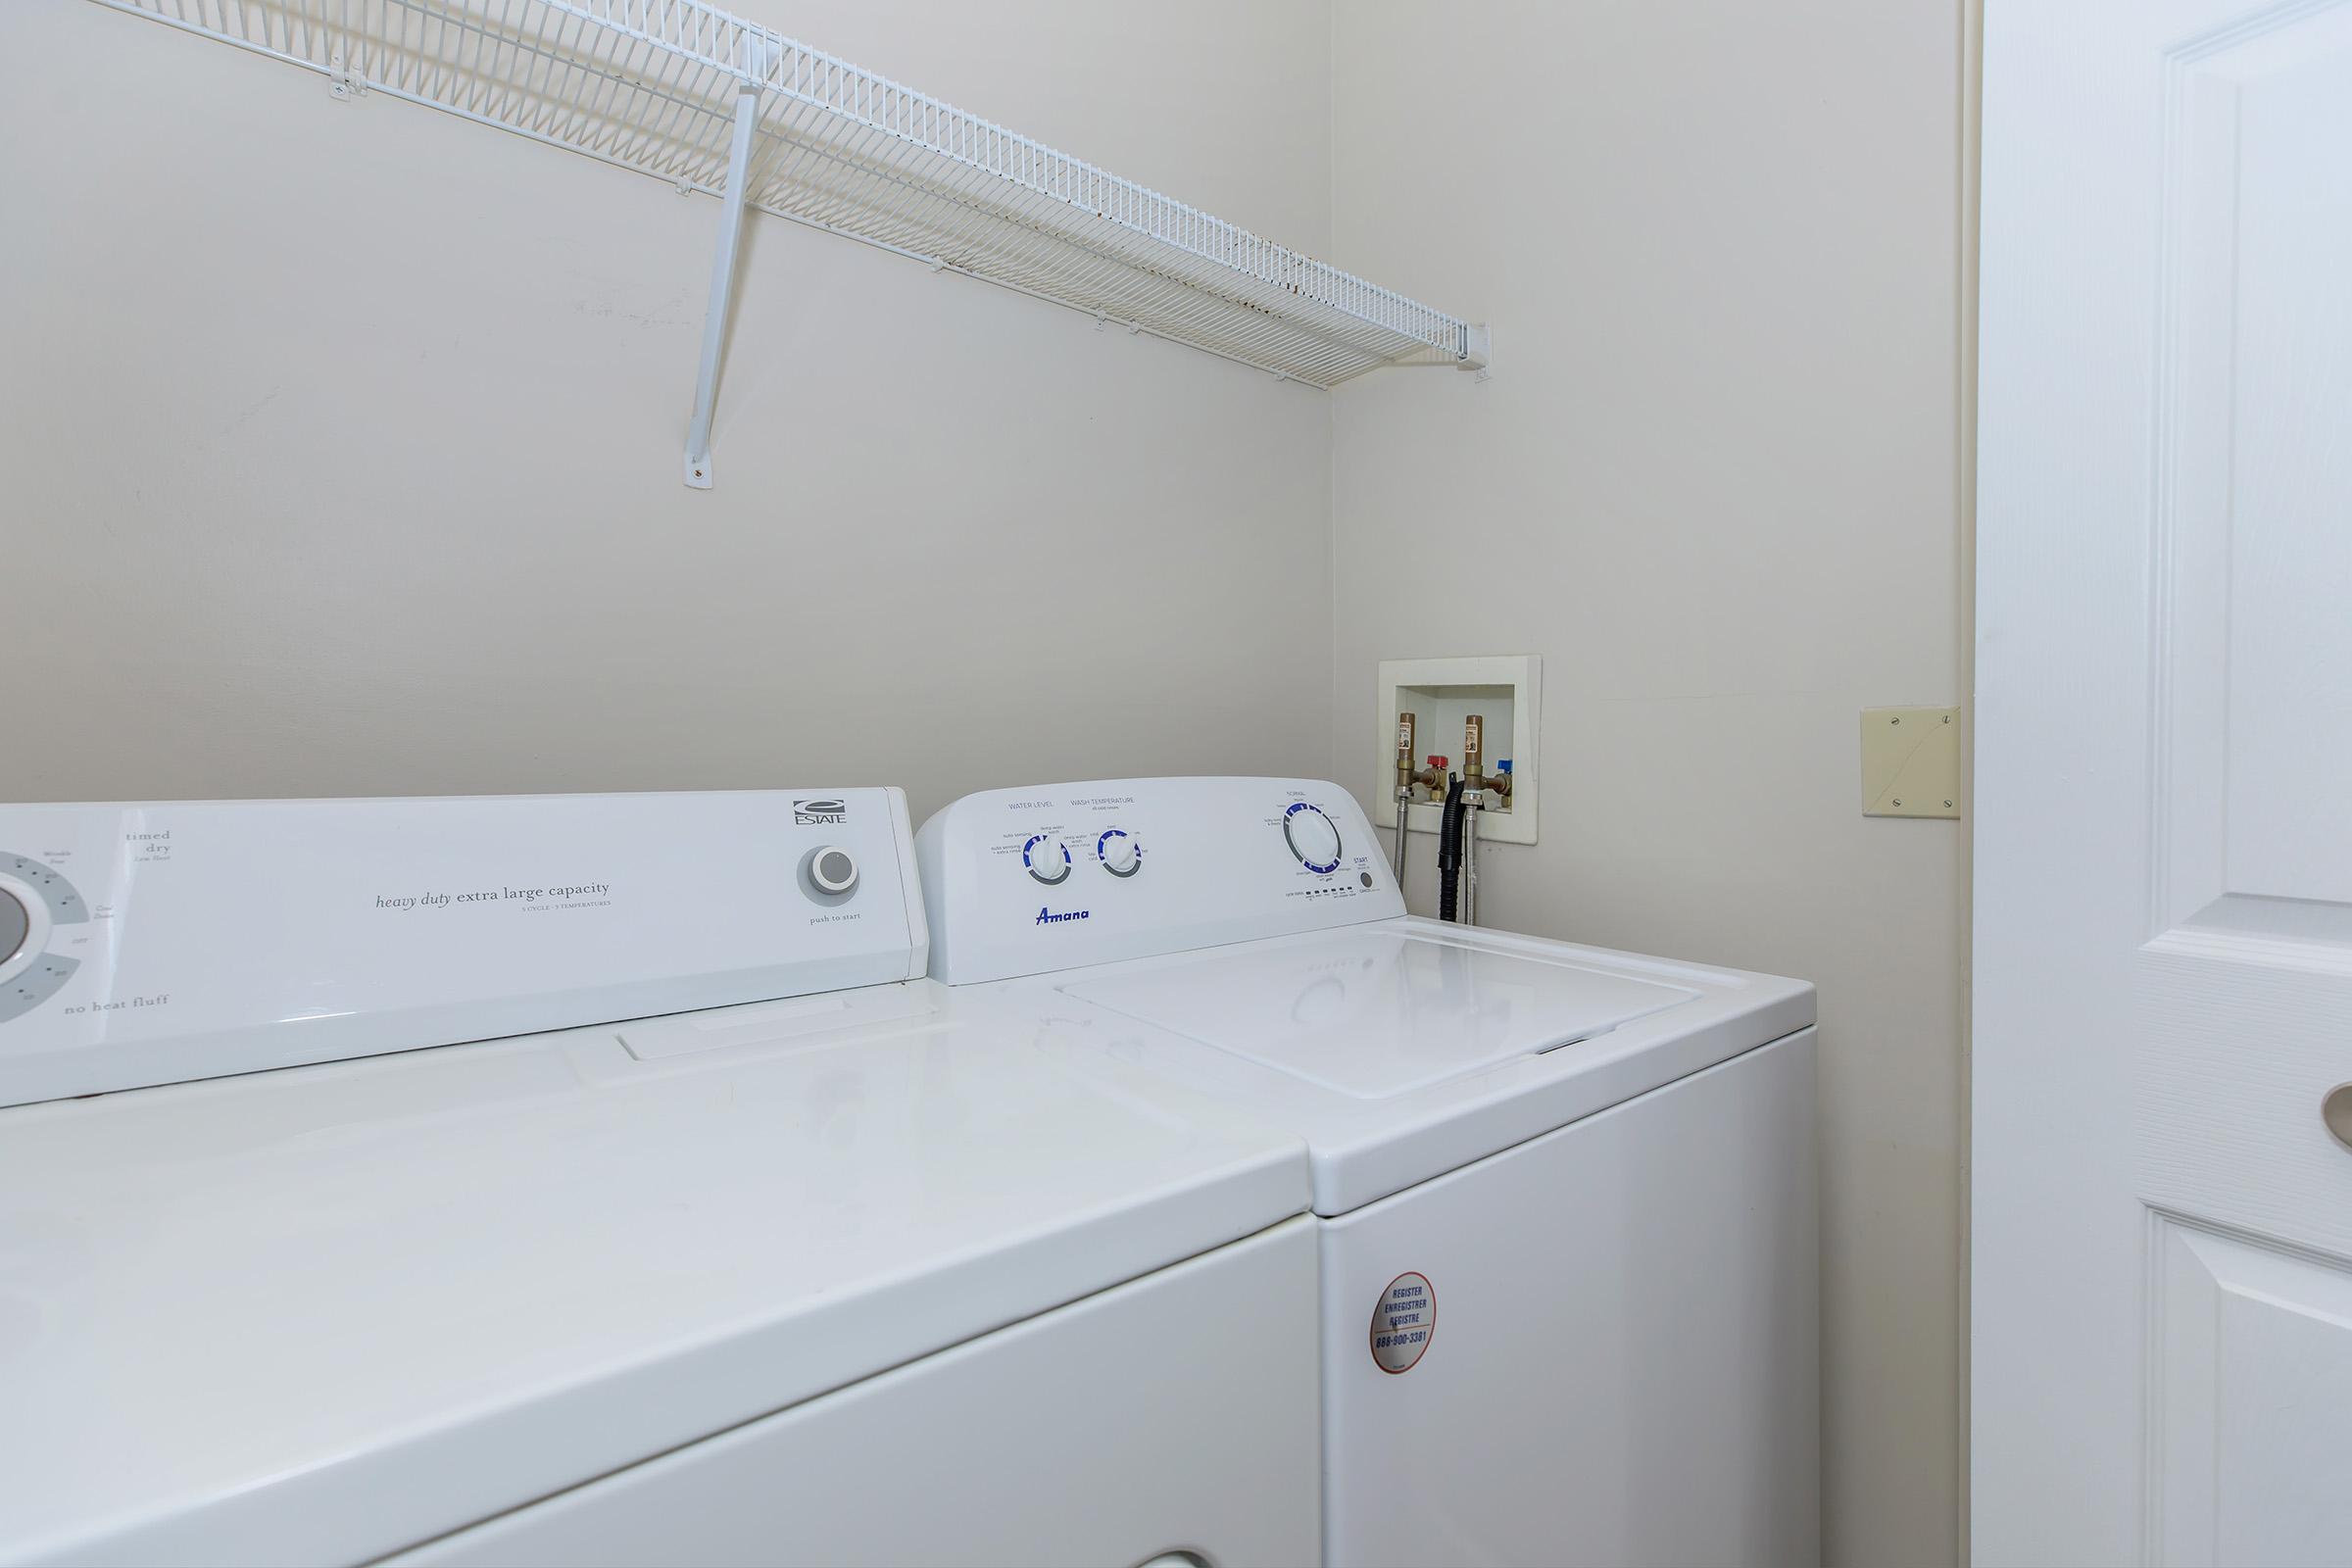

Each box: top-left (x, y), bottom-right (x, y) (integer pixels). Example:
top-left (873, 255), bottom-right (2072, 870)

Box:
top-left (0, 0), bottom-right (1335, 815)
top-left (1328, 4), bottom-right (1968, 1565)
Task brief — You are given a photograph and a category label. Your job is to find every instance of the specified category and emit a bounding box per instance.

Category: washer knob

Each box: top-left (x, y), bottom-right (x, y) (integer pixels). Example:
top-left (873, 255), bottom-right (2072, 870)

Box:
top-left (808, 846), bottom-right (858, 896)
top-left (1024, 835), bottom-right (1072, 886)
top-left (1283, 804), bottom-right (1344, 874)
top-left (1099, 830), bottom-right (1141, 877)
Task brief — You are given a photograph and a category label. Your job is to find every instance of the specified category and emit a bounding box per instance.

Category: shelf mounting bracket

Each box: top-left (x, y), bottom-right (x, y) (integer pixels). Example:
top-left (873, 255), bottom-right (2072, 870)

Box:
top-left (1455, 323), bottom-right (1493, 380)
top-left (682, 74), bottom-right (764, 490)
top-left (327, 49), bottom-right (365, 101)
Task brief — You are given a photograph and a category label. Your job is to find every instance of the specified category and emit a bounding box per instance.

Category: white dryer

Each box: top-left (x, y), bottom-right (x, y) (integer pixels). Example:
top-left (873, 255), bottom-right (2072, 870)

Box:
top-left (918, 777), bottom-right (1821, 1568)
top-left (0, 789), bottom-right (1320, 1568)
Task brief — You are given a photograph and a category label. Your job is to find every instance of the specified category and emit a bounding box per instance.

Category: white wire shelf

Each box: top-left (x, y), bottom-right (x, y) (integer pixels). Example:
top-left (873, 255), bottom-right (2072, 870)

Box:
top-left (94, 0), bottom-right (1491, 399)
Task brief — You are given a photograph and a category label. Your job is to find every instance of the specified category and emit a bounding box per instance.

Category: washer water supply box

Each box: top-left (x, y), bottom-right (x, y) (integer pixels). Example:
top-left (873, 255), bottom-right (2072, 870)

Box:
top-left (0, 789), bottom-right (927, 1106)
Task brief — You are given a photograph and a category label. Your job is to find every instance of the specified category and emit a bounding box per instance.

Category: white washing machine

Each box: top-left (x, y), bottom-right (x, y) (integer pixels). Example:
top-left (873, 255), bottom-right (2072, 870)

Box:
top-left (918, 776), bottom-right (1822, 1568)
top-left (0, 789), bottom-right (1320, 1568)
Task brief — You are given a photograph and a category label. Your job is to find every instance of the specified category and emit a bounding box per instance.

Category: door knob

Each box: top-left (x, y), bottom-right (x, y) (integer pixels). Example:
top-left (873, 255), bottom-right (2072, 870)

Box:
top-left (2325, 1083), bottom-right (2352, 1153)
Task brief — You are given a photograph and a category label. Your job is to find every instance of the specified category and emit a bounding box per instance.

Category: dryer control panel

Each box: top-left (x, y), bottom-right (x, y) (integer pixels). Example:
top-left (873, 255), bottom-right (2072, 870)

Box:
top-left (915, 777), bottom-right (1404, 984)
top-left (0, 789), bottom-right (928, 1108)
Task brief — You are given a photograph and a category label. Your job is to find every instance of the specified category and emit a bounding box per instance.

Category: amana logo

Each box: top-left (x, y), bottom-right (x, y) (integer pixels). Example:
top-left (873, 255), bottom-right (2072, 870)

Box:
top-left (1036, 906), bottom-right (1091, 925)
top-left (793, 798), bottom-right (848, 825)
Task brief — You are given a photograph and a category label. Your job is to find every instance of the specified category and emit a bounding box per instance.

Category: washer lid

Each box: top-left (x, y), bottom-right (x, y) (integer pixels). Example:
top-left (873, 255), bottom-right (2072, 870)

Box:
top-left (1033, 917), bottom-right (1817, 1216)
top-left (1064, 926), bottom-right (1696, 1098)
top-left (0, 983), bottom-right (1304, 1568)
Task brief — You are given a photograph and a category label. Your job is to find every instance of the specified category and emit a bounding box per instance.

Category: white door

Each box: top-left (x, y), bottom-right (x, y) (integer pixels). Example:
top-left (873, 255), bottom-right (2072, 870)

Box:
top-left (1975, 3), bottom-right (2352, 1565)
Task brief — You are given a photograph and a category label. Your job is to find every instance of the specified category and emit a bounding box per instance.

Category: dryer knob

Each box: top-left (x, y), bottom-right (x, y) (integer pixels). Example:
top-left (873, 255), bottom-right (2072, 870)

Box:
top-left (0, 890), bottom-right (26, 968)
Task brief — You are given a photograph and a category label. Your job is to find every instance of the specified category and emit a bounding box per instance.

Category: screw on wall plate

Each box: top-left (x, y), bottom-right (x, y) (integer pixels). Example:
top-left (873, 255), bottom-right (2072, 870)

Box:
top-left (1891, 716), bottom-right (1901, 725)
top-left (1942, 714), bottom-right (1951, 724)
top-left (1943, 800), bottom-right (1954, 808)
top-left (1892, 799), bottom-right (1903, 808)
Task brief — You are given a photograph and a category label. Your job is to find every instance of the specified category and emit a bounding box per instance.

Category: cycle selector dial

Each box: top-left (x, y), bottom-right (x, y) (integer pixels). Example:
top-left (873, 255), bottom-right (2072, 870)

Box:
top-left (1023, 835), bottom-right (1072, 886)
top-left (1283, 803), bottom-right (1344, 874)
top-left (0, 890), bottom-right (26, 970)
top-left (1098, 830), bottom-right (1141, 877)
top-left (0, 861), bottom-right (72, 1004)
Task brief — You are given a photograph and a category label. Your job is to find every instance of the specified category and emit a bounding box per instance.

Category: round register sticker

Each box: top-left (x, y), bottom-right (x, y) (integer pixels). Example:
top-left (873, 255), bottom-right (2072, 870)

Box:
top-left (1369, 1271), bottom-right (1436, 1373)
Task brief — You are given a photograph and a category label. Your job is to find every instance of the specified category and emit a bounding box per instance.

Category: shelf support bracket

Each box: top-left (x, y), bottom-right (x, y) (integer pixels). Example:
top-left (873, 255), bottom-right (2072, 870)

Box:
top-left (682, 77), bottom-right (763, 490)
top-left (1455, 323), bottom-right (1492, 380)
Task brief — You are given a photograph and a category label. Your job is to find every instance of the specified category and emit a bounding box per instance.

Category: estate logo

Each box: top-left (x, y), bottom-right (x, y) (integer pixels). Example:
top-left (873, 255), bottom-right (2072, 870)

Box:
top-left (1036, 906), bottom-right (1091, 925)
top-left (793, 798), bottom-right (848, 825)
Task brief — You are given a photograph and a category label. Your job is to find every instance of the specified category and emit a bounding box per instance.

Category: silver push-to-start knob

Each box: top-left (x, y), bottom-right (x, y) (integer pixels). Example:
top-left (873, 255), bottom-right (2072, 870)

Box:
top-left (808, 847), bottom-right (858, 896)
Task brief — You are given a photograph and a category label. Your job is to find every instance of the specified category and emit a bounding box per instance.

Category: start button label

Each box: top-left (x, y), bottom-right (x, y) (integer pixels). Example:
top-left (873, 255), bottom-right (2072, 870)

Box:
top-left (1370, 1271), bottom-right (1436, 1374)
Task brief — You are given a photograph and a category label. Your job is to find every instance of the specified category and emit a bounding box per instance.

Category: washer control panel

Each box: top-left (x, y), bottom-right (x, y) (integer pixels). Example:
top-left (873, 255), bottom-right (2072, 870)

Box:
top-left (915, 777), bottom-right (1402, 984)
top-left (0, 789), bottom-right (930, 1109)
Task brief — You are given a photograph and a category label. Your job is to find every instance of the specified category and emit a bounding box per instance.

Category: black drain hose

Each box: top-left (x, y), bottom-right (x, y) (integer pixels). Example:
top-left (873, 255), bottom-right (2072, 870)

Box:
top-left (1436, 771), bottom-right (1466, 921)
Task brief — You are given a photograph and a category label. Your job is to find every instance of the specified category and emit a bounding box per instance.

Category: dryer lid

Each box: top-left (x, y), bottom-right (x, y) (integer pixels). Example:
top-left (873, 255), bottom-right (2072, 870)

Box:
top-left (0, 987), bottom-right (1304, 1567)
top-left (1061, 925), bottom-right (1697, 1098)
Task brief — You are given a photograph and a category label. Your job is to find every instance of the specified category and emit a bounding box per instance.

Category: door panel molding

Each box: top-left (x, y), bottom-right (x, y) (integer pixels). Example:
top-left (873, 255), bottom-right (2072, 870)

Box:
top-left (2146, 0), bottom-right (2352, 957)
top-left (2145, 1208), bottom-right (2352, 1567)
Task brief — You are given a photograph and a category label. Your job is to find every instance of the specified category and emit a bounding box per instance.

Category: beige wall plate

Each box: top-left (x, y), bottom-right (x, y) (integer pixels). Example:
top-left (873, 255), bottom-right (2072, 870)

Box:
top-left (1861, 707), bottom-right (1962, 818)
